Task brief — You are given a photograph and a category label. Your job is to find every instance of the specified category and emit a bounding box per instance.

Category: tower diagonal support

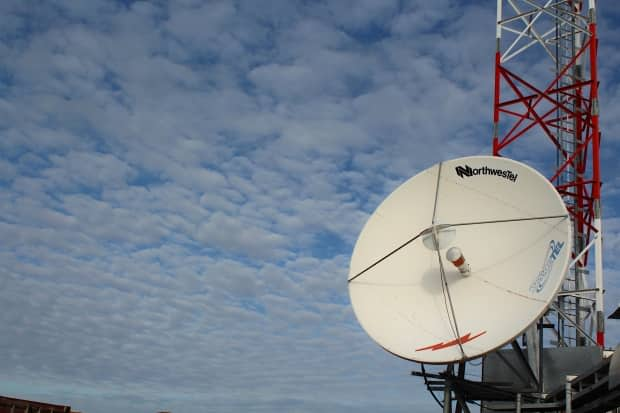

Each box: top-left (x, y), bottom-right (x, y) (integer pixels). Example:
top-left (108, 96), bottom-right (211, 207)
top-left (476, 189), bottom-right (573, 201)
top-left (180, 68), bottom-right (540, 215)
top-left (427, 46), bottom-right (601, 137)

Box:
top-left (492, 0), bottom-right (603, 348)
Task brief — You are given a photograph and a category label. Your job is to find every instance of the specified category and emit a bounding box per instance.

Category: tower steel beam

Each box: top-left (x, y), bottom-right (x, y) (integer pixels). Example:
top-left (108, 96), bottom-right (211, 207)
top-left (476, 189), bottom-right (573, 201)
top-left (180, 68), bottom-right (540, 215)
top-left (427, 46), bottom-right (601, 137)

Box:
top-left (492, 0), bottom-right (603, 348)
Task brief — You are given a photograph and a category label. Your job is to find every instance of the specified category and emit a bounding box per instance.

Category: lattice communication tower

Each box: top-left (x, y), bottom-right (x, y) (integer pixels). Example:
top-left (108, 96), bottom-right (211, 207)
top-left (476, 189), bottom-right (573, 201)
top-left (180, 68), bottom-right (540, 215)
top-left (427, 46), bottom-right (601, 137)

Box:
top-left (492, 0), bottom-right (604, 349)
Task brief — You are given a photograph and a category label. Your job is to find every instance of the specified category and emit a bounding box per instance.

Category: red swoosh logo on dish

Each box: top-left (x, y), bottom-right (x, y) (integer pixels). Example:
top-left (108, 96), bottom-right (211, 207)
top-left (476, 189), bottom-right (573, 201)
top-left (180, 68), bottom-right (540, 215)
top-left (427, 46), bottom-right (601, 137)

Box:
top-left (416, 331), bottom-right (486, 352)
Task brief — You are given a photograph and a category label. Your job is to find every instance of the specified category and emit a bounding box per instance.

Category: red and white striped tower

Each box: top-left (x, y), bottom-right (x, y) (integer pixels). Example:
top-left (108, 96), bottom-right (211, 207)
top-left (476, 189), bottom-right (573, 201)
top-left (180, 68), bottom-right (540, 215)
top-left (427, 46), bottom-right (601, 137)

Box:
top-left (492, 0), bottom-right (603, 348)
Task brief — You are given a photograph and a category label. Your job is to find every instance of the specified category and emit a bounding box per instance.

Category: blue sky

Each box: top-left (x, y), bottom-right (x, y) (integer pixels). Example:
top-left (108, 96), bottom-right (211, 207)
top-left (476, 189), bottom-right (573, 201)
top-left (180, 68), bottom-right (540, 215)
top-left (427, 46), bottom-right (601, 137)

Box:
top-left (0, 1), bottom-right (619, 412)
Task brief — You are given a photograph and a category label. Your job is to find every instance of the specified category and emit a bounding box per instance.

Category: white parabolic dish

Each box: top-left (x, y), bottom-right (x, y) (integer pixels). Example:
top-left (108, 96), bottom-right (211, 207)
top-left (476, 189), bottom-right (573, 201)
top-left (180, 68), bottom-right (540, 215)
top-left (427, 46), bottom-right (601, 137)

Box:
top-left (348, 156), bottom-right (571, 364)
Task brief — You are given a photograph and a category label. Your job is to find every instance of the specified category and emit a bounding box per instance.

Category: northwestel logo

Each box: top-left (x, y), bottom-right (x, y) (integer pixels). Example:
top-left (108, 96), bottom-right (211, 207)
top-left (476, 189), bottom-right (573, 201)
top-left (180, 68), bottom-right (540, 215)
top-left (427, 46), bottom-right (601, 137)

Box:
top-left (455, 164), bottom-right (518, 182)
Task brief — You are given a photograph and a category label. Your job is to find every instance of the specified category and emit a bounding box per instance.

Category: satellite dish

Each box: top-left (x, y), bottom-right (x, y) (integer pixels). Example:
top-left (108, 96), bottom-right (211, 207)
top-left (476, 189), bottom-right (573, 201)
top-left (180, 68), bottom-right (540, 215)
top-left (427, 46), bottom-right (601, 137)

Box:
top-left (348, 156), bottom-right (571, 363)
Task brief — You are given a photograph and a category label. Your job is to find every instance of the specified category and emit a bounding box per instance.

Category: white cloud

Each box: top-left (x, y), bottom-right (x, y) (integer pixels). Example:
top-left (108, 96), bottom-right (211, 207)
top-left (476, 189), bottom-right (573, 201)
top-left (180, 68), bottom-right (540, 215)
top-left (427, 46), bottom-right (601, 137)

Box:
top-left (1, 1), bottom-right (619, 413)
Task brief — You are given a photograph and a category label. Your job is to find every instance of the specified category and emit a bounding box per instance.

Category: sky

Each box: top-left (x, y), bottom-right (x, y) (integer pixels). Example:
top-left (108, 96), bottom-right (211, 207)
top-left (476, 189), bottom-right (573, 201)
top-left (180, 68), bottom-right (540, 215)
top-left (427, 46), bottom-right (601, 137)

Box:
top-left (0, 1), bottom-right (619, 412)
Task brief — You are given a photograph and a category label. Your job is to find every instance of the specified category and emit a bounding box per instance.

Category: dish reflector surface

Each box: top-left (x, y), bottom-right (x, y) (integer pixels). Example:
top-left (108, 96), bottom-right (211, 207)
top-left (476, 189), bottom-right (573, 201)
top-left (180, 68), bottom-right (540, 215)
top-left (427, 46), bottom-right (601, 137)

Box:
top-left (348, 156), bottom-right (571, 363)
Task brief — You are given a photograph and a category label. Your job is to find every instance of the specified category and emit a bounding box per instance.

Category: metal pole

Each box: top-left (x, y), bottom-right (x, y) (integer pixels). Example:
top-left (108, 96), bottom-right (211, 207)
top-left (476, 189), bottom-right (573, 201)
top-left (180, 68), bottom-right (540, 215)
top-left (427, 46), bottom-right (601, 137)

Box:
top-left (573, 0), bottom-right (586, 348)
top-left (566, 376), bottom-right (574, 413)
top-left (493, 0), bottom-right (502, 155)
top-left (444, 365), bottom-right (453, 413)
top-left (589, 0), bottom-right (604, 348)
top-left (553, 303), bottom-right (599, 345)
top-left (443, 381), bottom-right (452, 413)
top-left (538, 318), bottom-right (544, 394)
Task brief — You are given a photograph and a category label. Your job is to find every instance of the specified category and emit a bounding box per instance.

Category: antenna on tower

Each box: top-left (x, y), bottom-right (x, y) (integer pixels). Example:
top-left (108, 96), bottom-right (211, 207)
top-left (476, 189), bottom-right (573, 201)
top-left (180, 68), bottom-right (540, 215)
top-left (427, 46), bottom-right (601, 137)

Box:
top-left (347, 1), bottom-right (620, 411)
top-left (349, 156), bottom-right (571, 364)
top-left (492, 0), bottom-right (604, 350)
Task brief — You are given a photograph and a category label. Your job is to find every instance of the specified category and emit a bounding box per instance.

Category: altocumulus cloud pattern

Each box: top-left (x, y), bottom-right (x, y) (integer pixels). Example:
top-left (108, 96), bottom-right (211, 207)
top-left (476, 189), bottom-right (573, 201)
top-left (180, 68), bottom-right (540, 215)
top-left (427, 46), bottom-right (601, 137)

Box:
top-left (1, 1), bottom-right (620, 412)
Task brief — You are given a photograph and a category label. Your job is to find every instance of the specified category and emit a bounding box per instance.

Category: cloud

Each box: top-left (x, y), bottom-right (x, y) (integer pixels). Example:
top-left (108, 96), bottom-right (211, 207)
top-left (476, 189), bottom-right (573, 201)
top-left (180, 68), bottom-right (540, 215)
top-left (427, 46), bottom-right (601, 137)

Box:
top-left (1, 1), bottom-right (619, 413)
top-left (196, 211), bottom-right (288, 259)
